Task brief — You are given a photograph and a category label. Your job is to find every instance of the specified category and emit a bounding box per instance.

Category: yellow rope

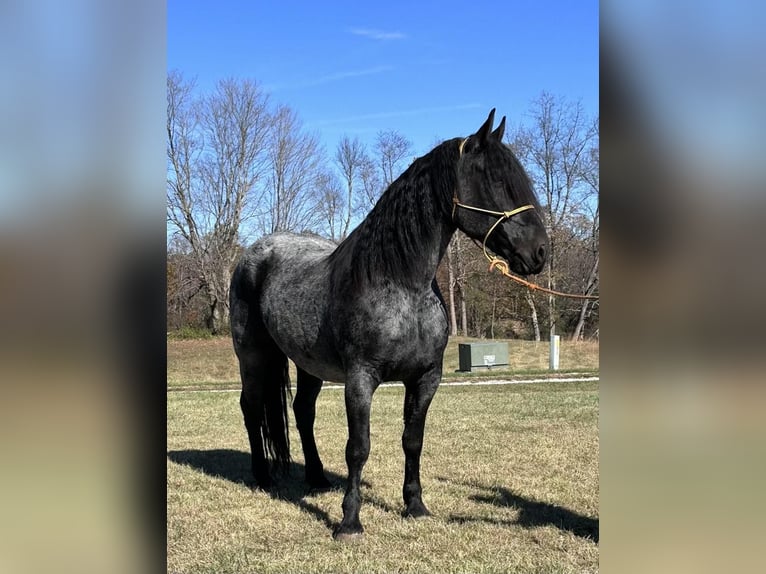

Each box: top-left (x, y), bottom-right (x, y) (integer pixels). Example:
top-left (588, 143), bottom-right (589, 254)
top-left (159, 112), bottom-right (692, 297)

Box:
top-left (487, 257), bottom-right (599, 300)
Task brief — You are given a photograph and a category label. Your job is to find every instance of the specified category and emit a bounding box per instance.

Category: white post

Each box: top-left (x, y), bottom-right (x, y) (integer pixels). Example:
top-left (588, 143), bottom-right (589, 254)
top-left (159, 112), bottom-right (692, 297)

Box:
top-left (549, 334), bottom-right (560, 370)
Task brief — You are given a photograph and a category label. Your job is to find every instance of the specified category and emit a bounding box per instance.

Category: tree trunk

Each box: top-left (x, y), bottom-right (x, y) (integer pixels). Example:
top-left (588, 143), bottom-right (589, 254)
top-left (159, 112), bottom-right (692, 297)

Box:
top-left (460, 293), bottom-right (468, 336)
top-left (206, 298), bottom-right (229, 335)
top-left (204, 273), bottom-right (231, 335)
top-left (525, 289), bottom-right (541, 342)
top-left (490, 282), bottom-right (497, 339)
top-left (571, 301), bottom-right (590, 341)
top-left (571, 253), bottom-right (599, 341)
top-left (342, 181), bottom-right (353, 240)
top-left (446, 245), bottom-right (458, 336)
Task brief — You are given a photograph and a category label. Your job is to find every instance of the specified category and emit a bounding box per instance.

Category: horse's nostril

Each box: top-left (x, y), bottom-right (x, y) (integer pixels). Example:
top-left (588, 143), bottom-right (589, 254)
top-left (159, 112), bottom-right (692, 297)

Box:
top-left (536, 244), bottom-right (546, 263)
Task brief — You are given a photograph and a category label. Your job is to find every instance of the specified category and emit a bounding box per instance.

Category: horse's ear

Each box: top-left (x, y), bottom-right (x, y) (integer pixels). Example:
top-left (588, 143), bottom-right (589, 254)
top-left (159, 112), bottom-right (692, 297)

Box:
top-left (492, 116), bottom-right (506, 141)
top-left (475, 108), bottom-right (496, 143)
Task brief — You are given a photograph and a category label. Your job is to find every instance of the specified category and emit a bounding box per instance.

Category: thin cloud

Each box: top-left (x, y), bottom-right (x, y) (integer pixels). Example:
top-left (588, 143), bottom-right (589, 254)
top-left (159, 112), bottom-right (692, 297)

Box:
top-left (311, 103), bottom-right (484, 126)
top-left (270, 66), bottom-right (393, 91)
top-left (350, 27), bottom-right (407, 40)
top-left (311, 65), bottom-right (394, 86)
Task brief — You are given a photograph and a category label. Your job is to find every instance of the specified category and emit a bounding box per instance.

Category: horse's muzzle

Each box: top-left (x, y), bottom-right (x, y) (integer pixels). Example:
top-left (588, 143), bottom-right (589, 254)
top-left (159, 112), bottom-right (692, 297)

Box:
top-left (512, 241), bottom-right (547, 276)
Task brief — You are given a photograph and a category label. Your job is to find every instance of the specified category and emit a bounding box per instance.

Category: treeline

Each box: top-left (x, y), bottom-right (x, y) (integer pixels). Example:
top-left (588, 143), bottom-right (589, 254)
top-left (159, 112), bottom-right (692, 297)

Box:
top-left (167, 73), bottom-right (598, 340)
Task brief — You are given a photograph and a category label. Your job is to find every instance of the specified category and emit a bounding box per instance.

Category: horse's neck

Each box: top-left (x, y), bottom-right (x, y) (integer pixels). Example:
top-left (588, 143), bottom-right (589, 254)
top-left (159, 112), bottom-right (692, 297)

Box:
top-left (332, 156), bottom-right (456, 289)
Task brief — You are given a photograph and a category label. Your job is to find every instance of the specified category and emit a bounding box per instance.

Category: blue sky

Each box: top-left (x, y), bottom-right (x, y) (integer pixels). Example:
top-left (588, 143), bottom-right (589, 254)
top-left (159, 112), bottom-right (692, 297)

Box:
top-left (168, 0), bottom-right (598, 156)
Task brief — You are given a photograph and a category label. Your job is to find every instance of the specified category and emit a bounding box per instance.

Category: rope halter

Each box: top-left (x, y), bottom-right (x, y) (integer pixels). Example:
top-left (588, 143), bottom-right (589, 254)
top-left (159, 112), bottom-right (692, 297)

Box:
top-left (453, 138), bottom-right (598, 300)
top-left (452, 137), bottom-right (535, 267)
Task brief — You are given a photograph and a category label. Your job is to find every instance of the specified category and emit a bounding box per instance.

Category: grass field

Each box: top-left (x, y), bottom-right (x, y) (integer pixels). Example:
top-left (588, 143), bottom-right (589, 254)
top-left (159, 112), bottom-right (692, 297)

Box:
top-left (167, 337), bottom-right (599, 573)
top-left (167, 336), bottom-right (599, 390)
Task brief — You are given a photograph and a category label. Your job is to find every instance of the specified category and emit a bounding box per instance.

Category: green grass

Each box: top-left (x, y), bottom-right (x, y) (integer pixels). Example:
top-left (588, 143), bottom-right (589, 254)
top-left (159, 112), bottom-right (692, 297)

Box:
top-left (167, 381), bottom-right (599, 573)
top-left (167, 336), bottom-right (599, 390)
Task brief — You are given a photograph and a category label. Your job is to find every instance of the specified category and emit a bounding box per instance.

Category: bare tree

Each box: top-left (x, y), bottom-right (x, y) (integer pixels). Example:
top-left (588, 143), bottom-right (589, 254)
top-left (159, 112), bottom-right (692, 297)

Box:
top-left (261, 104), bottom-right (324, 234)
top-left (358, 154), bottom-right (382, 211)
top-left (166, 71), bottom-right (201, 251)
top-left (167, 73), bottom-right (271, 333)
top-left (510, 92), bottom-right (598, 336)
top-left (334, 136), bottom-right (370, 240)
top-left (452, 233), bottom-right (475, 335)
top-left (351, 131), bottom-right (408, 213)
top-left (571, 255), bottom-right (599, 340)
top-left (446, 242), bottom-right (459, 336)
top-left (315, 169), bottom-right (345, 242)
top-left (375, 129), bottom-right (412, 189)
top-left (524, 290), bottom-right (542, 341)
top-left (572, 137), bottom-right (599, 340)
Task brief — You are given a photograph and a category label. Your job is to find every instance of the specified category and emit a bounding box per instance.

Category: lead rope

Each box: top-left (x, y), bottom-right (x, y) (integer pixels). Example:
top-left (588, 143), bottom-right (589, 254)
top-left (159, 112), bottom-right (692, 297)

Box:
top-left (454, 138), bottom-right (598, 301)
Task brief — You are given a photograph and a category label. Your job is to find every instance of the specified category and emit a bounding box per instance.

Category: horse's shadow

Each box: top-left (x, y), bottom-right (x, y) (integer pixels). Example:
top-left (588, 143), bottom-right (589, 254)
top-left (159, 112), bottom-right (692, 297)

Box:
top-left (438, 476), bottom-right (599, 543)
top-left (168, 450), bottom-right (598, 542)
top-left (167, 449), bottom-right (383, 532)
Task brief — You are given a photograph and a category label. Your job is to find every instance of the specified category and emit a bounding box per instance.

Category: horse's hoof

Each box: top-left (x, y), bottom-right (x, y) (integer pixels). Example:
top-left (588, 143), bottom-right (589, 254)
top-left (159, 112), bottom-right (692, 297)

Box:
top-left (403, 503), bottom-right (432, 519)
top-left (333, 523), bottom-right (364, 542)
top-left (307, 475), bottom-right (335, 492)
top-left (333, 531), bottom-right (364, 543)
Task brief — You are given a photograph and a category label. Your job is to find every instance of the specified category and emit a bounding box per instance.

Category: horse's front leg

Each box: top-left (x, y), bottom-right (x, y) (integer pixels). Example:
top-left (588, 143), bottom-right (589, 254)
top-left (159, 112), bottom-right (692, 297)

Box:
top-left (401, 365), bottom-right (441, 518)
top-left (334, 368), bottom-right (379, 540)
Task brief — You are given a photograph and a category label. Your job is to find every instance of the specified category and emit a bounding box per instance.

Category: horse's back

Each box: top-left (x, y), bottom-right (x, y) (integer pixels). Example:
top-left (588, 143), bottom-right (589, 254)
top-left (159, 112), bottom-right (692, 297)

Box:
top-left (236, 231), bottom-right (334, 272)
top-left (232, 232), bottom-right (335, 294)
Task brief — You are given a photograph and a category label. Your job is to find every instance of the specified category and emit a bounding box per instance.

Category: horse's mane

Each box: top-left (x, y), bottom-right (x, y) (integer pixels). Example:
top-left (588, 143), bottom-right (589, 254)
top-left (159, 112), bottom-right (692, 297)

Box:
top-left (328, 138), bottom-right (461, 289)
top-left (327, 136), bottom-right (540, 290)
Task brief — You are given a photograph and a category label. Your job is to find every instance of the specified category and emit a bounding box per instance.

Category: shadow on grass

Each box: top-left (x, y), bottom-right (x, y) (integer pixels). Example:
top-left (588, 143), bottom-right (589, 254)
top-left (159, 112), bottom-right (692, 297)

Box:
top-left (437, 476), bottom-right (599, 543)
top-left (168, 448), bottom-right (386, 533)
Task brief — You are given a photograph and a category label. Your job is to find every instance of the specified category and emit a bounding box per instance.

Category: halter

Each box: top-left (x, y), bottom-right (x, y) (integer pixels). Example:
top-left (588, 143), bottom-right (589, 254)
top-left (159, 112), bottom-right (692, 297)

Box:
top-left (453, 138), bottom-right (598, 300)
top-left (452, 137), bottom-right (536, 265)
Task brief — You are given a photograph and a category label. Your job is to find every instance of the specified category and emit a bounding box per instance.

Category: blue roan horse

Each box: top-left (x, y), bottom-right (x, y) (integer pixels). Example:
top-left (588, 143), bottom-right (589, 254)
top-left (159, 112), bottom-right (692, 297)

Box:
top-left (230, 110), bottom-right (548, 540)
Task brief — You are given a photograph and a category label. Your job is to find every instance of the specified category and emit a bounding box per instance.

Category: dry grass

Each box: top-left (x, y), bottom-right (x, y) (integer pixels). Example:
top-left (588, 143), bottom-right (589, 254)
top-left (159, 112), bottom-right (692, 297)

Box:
top-left (167, 381), bottom-right (599, 573)
top-left (167, 336), bottom-right (599, 390)
top-left (167, 338), bottom-right (242, 386)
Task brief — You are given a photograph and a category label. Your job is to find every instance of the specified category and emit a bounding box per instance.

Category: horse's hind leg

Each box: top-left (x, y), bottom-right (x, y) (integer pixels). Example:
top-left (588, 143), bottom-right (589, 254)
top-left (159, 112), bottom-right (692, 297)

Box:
top-left (239, 373), bottom-right (271, 489)
top-left (294, 368), bottom-right (332, 490)
top-left (238, 342), bottom-right (290, 490)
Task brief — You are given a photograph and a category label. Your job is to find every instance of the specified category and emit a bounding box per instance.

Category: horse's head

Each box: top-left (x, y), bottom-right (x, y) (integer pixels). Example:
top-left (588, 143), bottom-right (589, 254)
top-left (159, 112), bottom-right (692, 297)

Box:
top-left (453, 109), bottom-right (549, 276)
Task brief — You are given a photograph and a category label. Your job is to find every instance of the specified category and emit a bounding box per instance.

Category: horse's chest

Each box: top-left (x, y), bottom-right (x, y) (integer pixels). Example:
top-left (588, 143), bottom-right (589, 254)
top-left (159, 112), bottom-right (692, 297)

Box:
top-left (339, 290), bottom-right (448, 377)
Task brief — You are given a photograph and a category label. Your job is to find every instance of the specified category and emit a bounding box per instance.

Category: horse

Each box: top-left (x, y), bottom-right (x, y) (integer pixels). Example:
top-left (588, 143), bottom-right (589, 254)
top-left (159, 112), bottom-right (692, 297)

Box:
top-left (229, 109), bottom-right (549, 540)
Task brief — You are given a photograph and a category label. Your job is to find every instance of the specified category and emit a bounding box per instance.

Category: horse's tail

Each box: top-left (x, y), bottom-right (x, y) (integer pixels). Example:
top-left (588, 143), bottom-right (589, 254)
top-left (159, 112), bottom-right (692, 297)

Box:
top-left (230, 247), bottom-right (292, 478)
top-left (261, 357), bottom-right (292, 473)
